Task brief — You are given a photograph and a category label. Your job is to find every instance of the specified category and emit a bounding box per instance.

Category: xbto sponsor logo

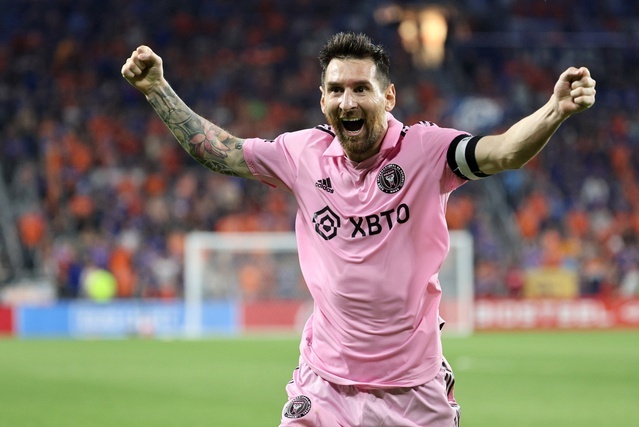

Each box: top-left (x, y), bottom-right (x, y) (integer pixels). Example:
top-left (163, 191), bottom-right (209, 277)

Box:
top-left (349, 203), bottom-right (410, 237)
top-left (312, 204), bottom-right (410, 240)
top-left (313, 206), bottom-right (340, 240)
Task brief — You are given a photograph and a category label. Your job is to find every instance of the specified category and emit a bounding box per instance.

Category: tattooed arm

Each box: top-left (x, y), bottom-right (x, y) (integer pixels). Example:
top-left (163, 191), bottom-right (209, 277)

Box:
top-left (121, 45), bottom-right (253, 179)
top-left (146, 83), bottom-right (251, 177)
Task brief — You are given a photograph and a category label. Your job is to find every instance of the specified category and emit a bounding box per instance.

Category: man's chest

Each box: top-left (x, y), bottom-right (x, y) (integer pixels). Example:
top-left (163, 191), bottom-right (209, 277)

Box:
top-left (294, 155), bottom-right (424, 241)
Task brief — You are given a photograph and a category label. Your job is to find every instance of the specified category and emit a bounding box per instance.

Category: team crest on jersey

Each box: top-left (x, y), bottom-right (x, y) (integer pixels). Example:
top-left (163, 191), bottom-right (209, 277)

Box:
top-left (377, 164), bottom-right (405, 194)
top-left (283, 395), bottom-right (312, 419)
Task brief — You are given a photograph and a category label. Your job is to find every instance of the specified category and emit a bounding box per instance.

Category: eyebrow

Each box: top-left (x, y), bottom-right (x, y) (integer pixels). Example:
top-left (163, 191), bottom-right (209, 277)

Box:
top-left (325, 79), bottom-right (374, 88)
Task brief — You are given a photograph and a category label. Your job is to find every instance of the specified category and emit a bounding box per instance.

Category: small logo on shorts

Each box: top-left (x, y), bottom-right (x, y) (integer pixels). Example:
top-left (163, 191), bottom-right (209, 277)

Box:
top-left (283, 395), bottom-right (312, 419)
top-left (377, 164), bottom-right (405, 194)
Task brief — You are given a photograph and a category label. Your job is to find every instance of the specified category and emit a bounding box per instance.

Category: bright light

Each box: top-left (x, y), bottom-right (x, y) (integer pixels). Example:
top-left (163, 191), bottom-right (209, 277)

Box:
top-left (418, 8), bottom-right (448, 67)
top-left (380, 5), bottom-right (449, 69)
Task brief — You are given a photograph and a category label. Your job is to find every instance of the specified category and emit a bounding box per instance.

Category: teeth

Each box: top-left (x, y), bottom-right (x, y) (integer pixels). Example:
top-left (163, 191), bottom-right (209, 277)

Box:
top-left (341, 117), bottom-right (364, 133)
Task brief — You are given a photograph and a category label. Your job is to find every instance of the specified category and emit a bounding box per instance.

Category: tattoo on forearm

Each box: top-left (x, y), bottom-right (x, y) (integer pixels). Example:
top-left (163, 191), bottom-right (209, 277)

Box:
top-left (147, 85), bottom-right (247, 177)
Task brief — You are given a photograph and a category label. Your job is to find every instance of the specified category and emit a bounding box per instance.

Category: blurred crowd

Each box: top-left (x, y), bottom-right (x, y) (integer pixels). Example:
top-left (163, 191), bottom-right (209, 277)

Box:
top-left (1, 0), bottom-right (639, 300)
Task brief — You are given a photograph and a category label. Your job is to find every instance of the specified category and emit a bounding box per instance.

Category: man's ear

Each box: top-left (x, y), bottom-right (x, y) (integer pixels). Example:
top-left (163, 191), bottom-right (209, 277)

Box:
top-left (385, 83), bottom-right (396, 112)
top-left (319, 86), bottom-right (326, 114)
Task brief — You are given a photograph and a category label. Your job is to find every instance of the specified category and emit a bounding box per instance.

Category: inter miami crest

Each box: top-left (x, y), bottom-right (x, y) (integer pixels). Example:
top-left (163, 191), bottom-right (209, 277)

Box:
top-left (283, 395), bottom-right (312, 419)
top-left (377, 164), bottom-right (405, 194)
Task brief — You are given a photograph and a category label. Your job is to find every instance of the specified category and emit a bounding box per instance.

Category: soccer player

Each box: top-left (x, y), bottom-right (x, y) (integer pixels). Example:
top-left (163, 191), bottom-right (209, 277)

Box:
top-left (122, 32), bottom-right (596, 426)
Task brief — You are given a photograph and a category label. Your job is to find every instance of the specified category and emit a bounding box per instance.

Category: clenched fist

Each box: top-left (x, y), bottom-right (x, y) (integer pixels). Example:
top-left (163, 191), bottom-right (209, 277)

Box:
top-left (121, 45), bottom-right (165, 95)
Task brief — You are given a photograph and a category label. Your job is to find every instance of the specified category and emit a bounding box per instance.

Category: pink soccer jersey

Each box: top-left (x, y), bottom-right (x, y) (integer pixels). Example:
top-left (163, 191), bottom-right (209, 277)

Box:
top-left (243, 113), bottom-right (468, 388)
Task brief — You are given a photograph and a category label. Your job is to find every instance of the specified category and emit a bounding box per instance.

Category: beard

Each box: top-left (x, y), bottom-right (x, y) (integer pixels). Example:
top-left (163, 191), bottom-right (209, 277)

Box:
top-left (326, 107), bottom-right (388, 161)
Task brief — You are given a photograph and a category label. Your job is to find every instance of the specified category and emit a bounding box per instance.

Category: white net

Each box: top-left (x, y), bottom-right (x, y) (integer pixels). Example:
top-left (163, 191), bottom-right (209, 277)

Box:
top-left (184, 230), bottom-right (473, 337)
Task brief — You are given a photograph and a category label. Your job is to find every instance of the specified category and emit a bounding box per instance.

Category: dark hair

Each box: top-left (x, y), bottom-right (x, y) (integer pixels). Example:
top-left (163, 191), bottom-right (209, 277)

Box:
top-left (319, 32), bottom-right (391, 89)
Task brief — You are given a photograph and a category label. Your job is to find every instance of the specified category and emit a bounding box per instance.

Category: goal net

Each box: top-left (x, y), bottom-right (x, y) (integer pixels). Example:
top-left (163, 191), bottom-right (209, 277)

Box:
top-left (184, 230), bottom-right (473, 337)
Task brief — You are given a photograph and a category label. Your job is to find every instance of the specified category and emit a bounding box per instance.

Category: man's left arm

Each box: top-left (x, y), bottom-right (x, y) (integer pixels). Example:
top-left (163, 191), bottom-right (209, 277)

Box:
top-left (474, 67), bottom-right (596, 175)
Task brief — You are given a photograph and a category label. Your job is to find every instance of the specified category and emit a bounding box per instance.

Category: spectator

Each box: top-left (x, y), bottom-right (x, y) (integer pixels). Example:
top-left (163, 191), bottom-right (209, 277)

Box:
top-left (1, 0), bottom-right (638, 299)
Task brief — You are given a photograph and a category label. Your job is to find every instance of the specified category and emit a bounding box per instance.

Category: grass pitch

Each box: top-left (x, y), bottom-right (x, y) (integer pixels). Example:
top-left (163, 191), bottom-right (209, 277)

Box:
top-left (1, 330), bottom-right (638, 426)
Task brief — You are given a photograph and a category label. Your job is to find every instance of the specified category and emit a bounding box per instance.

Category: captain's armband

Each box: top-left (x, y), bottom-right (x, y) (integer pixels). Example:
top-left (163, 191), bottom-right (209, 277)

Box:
top-left (446, 135), bottom-right (491, 181)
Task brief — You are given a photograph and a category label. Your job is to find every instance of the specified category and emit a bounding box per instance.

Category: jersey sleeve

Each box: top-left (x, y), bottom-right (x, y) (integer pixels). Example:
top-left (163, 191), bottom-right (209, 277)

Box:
top-left (242, 131), bottom-right (306, 192)
top-left (413, 122), bottom-right (473, 193)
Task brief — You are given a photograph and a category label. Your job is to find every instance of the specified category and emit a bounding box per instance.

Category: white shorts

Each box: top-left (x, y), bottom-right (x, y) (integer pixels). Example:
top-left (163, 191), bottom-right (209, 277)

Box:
top-left (280, 357), bottom-right (460, 426)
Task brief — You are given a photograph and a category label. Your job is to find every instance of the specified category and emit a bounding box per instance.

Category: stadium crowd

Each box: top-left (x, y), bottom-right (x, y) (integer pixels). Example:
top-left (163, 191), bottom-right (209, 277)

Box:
top-left (1, 0), bottom-right (639, 300)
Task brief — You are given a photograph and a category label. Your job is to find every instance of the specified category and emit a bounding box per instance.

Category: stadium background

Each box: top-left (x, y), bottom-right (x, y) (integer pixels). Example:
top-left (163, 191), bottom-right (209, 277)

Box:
top-left (2, 0), bottom-right (639, 330)
top-left (1, 1), bottom-right (639, 426)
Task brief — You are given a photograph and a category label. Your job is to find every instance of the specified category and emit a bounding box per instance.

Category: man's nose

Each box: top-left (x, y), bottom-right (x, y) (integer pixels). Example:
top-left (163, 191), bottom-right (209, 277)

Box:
top-left (340, 90), bottom-right (357, 110)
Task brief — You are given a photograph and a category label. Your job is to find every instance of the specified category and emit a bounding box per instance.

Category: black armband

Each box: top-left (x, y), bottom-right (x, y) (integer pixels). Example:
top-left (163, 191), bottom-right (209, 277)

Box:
top-left (446, 135), bottom-right (491, 181)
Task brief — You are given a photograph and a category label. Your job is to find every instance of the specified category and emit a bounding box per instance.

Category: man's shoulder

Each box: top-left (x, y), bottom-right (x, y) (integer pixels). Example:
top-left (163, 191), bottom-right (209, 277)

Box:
top-left (313, 124), bottom-right (335, 137)
top-left (404, 120), bottom-right (440, 134)
top-left (402, 120), bottom-right (465, 141)
top-left (414, 120), bottom-right (439, 128)
top-left (280, 124), bottom-right (335, 143)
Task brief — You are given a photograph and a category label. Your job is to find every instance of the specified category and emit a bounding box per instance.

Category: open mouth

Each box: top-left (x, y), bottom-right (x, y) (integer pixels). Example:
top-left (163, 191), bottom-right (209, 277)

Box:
top-left (341, 118), bottom-right (364, 133)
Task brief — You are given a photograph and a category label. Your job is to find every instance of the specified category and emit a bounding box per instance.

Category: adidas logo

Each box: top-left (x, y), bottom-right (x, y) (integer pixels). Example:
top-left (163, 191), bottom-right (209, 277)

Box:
top-left (315, 177), bottom-right (334, 193)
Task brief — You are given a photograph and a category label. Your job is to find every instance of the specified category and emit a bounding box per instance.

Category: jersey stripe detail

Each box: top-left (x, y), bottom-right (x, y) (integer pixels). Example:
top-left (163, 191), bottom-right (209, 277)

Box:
top-left (315, 124), bottom-right (335, 137)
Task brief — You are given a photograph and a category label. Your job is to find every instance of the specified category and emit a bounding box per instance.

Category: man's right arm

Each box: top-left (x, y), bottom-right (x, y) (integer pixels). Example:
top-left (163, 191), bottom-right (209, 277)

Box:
top-left (145, 82), bottom-right (252, 178)
top-left (122, 45), bottom-right (253, 179)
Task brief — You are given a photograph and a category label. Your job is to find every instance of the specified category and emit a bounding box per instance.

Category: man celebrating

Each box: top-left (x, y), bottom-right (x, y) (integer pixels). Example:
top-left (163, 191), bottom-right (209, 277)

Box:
top-left (122, 32), bottom-right (595, 426)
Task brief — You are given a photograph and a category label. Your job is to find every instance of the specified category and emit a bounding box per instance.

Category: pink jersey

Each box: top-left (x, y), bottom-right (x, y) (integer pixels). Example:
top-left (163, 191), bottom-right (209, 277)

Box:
top-left (243, 113), bottom-right (467, 388)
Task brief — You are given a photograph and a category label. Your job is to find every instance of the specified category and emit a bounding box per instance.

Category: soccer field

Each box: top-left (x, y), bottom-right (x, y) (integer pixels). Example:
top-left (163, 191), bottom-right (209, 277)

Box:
top-left (1, 331), bottom-right (638, 427)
